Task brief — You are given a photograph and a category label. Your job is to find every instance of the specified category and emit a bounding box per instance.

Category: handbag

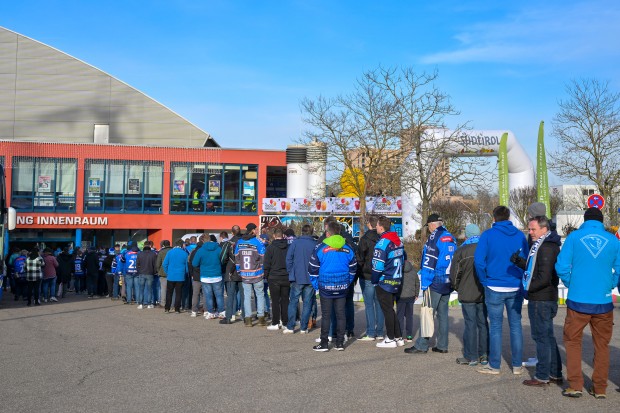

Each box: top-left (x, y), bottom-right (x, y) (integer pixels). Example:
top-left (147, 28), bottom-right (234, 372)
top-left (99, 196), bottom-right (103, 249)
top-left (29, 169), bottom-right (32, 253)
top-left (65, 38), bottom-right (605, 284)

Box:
top-left (420, 289), bottom-right (435, 338)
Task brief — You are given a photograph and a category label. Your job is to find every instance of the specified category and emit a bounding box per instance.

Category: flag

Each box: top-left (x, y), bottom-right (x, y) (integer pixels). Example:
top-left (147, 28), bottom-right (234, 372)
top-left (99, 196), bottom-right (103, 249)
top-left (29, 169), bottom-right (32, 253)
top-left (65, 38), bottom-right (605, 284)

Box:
top-left (498, 133), bottom-right (509, 207)
top-left (536, 121), bottom-right (551, 217)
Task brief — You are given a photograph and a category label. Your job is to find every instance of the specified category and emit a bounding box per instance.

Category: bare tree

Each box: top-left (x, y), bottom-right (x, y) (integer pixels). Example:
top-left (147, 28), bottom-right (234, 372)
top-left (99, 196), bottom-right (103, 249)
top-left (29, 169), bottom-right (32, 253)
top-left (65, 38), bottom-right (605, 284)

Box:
top-left (509, 186), bottom-right (538, 230)
top-left (431, 198), bottom-right (467, 239)
top-left (550, 78), bottom-right (620, 225)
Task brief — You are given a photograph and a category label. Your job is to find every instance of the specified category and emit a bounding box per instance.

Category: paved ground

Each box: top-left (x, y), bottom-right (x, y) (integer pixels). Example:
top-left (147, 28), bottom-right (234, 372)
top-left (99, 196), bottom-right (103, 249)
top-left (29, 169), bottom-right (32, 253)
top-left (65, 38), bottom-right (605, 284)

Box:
top-left (1, 293), bottom-right (619, 413)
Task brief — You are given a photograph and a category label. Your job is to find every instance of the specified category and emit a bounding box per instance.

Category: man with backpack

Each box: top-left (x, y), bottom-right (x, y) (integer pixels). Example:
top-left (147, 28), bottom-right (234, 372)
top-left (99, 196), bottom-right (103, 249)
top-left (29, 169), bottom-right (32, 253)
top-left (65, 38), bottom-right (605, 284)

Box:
top-left (220, 225), bottom-right (244, 325)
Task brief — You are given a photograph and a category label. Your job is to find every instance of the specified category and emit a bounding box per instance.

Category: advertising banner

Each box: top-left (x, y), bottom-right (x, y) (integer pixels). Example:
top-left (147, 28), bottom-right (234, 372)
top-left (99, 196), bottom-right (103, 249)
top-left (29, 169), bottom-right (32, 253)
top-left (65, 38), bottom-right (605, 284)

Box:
top-left (498, 133), bottom-right (509, 207)
top-left (536, 121), bottom-right (551, 216)
top-left (261, 197), bottom-right (402, 214)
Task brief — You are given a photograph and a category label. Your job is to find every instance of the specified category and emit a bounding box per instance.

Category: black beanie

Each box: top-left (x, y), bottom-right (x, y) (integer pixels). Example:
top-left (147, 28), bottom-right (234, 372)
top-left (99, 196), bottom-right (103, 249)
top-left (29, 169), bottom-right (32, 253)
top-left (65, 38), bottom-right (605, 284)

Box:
top-left (584, 207), bottom-right (604, 223)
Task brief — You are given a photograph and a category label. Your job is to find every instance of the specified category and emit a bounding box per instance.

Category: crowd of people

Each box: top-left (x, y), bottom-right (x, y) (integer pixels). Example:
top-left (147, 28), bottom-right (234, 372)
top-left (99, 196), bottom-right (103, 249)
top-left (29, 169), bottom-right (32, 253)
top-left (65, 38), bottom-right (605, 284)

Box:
top-left (3, 204), bottom-right (620, 399)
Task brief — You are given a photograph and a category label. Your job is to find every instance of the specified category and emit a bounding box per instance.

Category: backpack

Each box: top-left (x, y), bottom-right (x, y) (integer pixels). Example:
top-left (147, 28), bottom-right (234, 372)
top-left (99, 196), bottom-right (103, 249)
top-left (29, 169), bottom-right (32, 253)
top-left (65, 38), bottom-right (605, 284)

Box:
top-left (219, 241), bottom-right (232, 267)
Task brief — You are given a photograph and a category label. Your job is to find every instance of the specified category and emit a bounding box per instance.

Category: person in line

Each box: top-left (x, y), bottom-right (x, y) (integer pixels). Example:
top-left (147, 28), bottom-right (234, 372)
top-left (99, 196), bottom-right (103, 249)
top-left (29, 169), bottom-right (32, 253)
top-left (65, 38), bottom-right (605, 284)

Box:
top-left (235, 223), bottom-right (266, 327)
top-left (309, 221), bottom-right (357, 352)
top-left (56, 247), bottom-right (73, 299)
top-left (474, 206), bottom-right (528, 375)
top-left (372, 216), bottom-right (405, 348)
top-left (193, 236), bottom-right (225, 319)
top-left (511, 216), bottom-right (563, 387)
top-left (123, 245), bottom-right (140, 304)
top-left (102, 247), bottom-right (117, 300)
top-left (264, 228), bottom-right (290, 330)
top-left (405, 214), bottom-right (456, 354)
top-left (163, 239), bottom-right (189, 314)
top-left (450, 223), bottom-right (488, 366)
top-left (156, 240), bottom-right (172, 308)
top-left (284, 224), bottom-right (317, 334)
top-left (397, 259), bottom-right (419, 344)
top-left (220, 225), bottom-right (245, 325)
top-left (188, 241), bottom-right (204, 317)
top-left (356, 215), bottom-right (385, 341)
top-left (136, 243), bottom-right (158, 309)
top-left (73, 250), bottom-right (86, 295)
top-left (41, 248), bottom-right (59, 302)
top-left (555, 207), bottom-right (620, 398)
top-left (84, 246), bottom-right (100, 299)
top-left (25, 247), bottom-right (44, 306)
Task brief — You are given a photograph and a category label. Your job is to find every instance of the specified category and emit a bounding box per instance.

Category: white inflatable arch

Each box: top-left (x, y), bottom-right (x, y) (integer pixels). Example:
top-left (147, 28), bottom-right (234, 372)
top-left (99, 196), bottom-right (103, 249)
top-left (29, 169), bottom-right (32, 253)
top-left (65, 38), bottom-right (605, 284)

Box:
top-left (401, 129), bottom-right (535, 239)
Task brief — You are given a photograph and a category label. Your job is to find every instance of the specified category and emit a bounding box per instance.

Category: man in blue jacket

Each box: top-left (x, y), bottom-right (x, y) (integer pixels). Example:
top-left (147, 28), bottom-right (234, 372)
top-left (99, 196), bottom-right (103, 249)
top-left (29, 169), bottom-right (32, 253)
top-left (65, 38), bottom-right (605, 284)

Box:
top-left (405, 214), bottom-right (456, 354)
top-left (283, 224), bottom-right (317, 334)
top-left (555, 207), bottom-right (620, 398)
top-left (163, 239), bottom-right (189, 314)
top-left (474, 206), bottom-right (528, 375)
top-left (309, 221), bottom-right (357, 352)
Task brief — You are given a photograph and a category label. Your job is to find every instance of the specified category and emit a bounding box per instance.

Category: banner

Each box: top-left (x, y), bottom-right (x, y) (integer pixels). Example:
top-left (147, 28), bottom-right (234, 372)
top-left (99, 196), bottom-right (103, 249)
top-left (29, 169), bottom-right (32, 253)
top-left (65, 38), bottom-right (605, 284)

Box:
top-left (261, 197), bottom-right (402, 214)
top-left (536, 121), bottom-right (551, 216)
top-left (38, 175), bottom-right (52, 192)
top-left (498, 133), bottom-right (509, 207)
top-left (173, 180), bottom-right (185, 195)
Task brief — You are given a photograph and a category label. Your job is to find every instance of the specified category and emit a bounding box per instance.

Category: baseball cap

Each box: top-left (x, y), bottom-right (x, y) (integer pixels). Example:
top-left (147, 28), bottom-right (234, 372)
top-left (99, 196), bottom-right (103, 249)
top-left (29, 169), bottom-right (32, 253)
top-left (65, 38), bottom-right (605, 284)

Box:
top-left (425, 213), bottom-right (443, 225)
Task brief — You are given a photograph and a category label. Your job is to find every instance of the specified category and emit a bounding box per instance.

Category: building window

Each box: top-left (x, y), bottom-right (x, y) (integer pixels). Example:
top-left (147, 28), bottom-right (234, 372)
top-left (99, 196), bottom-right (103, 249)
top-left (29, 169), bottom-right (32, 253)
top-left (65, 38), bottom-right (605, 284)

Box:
top-left (84, 160), bottom-right (163, 213)
top-left (11, 157), bottom-right (77, 212)
top-left (170, 163), bottom-right (257, 214)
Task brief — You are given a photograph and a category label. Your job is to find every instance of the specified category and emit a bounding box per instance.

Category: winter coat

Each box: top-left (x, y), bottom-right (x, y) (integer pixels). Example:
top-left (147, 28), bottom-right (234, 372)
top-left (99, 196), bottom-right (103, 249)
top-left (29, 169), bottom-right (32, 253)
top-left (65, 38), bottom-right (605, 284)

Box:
top-left (163, 247), bottom-right (189, 282)
top-left (526, 231), bottom-right (561, 302)
top-left (450, 237), bottom-right (484, 303)
top-left (286, 235), bottom-right (317, 285)
top-left (264, 238), bottom-right (290, 281)
top-left (308, 235), bottom-right (356, 298)
top-left (137, 249), bottom-right (158, 275)
top-left (356, 229), bottom-right (380, 280)
top-left (156, 246), bottom-right (172, 277)
top-left (398, 260), bottom-right (420, 300)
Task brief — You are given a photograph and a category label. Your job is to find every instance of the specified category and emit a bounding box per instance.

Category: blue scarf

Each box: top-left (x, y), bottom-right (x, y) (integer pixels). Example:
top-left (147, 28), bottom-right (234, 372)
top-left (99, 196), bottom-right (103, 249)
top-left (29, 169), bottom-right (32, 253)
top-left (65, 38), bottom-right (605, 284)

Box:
top-left (522, 231), bottom-right (551, 291)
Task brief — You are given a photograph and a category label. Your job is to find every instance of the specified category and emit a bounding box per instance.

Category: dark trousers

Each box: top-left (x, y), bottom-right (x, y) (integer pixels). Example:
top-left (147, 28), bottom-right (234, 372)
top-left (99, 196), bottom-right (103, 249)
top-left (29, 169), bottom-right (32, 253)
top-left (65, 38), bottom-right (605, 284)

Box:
top-left (268, 279), bottom-right (290, 326)
top-left (86, 271), bottom-right (98, 296)
top-left (26, 279), bottom-right (41, 304)
top-left (462, 302), bottom-right (489, 361)
top-left (320, 296), bottom-right (345, 345)
top-left (75, 277), bottom-right (86, 293)
top-left (225, 281), bottom-right (245, 320)
top-left (528, 300), bottom-right (561, 381)
top-left (165, 281), bottom-right (183, 312)
top-left (376, 286), bottom-right (401, 340)
top-left (396, 298), bottom-right (414, 338)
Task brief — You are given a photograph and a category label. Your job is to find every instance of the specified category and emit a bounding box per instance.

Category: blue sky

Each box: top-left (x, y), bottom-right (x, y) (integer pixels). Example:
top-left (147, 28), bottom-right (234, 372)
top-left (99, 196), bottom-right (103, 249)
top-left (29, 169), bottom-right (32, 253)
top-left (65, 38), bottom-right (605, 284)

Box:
top-left (3, 1), bottom-right (620, 185)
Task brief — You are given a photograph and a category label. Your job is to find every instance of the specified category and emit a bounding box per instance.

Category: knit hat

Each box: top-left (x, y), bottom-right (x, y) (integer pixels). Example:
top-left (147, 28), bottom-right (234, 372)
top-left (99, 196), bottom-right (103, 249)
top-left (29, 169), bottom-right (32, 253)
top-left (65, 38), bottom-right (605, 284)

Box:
top-left (583, 207), bottom-right (604, 223)
top-left (465, 223), bottom-right (481, 238)
top-left (528, 202), bottom-right (547, 218)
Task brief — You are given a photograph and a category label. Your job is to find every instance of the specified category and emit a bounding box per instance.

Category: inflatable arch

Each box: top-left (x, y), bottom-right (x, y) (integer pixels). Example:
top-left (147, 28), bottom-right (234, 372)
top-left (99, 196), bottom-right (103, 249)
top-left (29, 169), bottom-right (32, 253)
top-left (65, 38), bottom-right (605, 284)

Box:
top-left (401, 129), bottom-right (535, 239)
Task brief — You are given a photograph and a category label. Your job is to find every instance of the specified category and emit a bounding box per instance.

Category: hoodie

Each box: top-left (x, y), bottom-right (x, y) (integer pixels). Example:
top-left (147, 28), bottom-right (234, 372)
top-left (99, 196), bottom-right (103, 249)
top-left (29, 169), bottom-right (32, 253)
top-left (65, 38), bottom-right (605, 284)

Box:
top-left (264, 238), bottom-right (290, 281)
top-left (308, 235), bottom-right (357, 298)
top-left (286, 235), bottom-right (317, 285)
top-left (474, 220), bottom-right (528, 289)
top-left (371, 231), bottom-right (405, 293)
top-left (192, 242), bottom-right (223, 282)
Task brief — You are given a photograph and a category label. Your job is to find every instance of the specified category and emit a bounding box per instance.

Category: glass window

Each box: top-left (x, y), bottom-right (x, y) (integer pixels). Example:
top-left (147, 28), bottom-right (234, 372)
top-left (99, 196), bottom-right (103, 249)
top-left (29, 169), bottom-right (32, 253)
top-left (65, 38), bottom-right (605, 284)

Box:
top-left (11, 157), bottom-right (77, 212)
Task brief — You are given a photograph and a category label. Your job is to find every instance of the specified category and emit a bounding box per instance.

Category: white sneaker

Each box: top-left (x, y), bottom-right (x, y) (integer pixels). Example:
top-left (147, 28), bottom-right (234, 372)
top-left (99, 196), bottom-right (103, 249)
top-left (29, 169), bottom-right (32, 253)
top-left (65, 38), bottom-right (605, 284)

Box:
top-left (50, 297), bottom-right (58, 302)
top-left (282, 328), bottom-right (295, 334)
top-left (218, 311), bottom-right (226, 319)
top-left (300, 330), bottom-right (308, 334)
top-left (396, 338), bottom-right (405, 347)
top-left (376, 339), bottom-right (398, 348)
top-left (315, 336), bottom-right (333, 343)
top-left (230, 315), bottom-right (236, 321)
top-left (376, 336), bottom-right (384, 340)
top-left (147, 305), bottom-right (154, 309)
top-left (513, 367), bottom-right (523, 375)
top-left (137, 304), bottom-right (144, 309)
top-left (267, 324), bottom-right (281, 331)
top-left (43, 299), bottom-right (48, 303)
top-left (204, 312), bottom-right (216, 320)
top-left (191, 311), bottom-right (198, 317)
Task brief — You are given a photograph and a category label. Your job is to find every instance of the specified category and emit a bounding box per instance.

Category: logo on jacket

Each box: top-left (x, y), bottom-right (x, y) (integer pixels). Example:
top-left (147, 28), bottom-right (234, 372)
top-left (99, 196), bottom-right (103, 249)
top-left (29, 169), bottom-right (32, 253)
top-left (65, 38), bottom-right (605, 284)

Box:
top-left (580, 234), bottom-right (608, 259)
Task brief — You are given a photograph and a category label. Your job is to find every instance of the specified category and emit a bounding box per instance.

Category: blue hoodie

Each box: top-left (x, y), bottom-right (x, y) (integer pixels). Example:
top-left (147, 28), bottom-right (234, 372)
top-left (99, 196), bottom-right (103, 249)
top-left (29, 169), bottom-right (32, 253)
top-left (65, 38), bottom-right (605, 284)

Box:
top-left (474, 220), bottom-right (528, 288)
top-left (286, 235), bottom-right (317, 285)
top-left (192, 241), bottom-right (223, 281)
top-left (555, 220), bottom-right (620, 314)
top-left (163, 247), bottom-right (189, 282)
top-left (308, 235), bottom-right (356, 298)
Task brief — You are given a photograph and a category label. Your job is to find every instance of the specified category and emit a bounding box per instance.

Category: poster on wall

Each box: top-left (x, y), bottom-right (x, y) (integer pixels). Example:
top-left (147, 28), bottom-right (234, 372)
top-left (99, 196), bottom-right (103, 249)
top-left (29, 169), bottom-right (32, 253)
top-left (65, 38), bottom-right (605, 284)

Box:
top-left (38, 176), bottom-right (52, 192)
top-left (128, 178), bottom-right (140, 194)
top-left (88, 178), bottom-right (101, 194)
top-left (173, 180), bottom-right (185, 195)
top-left (208, 180), bottom-right (221, 196)
top-left (243, 181), bottom-right (255, 197)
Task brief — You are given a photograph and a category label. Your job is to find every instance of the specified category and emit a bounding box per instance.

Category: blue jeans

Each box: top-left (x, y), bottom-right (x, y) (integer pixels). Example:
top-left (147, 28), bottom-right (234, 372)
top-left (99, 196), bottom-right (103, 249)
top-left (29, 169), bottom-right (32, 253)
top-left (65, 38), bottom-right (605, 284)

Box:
top-left (226, 281), bottom-right (245, 319)
top-left (359, 278), bottom-right (385, 337)
top-left (152, 276), bottom-right (161, 304)
top-left (202, 281), bottom-right (225, 314)
top-left (181, 276), bottom-right (191, 309)
top-left (528, 300), bottom-right (562, 381)
top-left (113, 274), bottom-right (120, 298)
top-left (485, 287), bottom-right (523, 369)
top-left (263, 280), bottom-right (271, 313)
top-left (74, 277), bottom-right (85, 293)
top-left (41, 277), bottom-right (57, 300)
top-left (243, 281), bottom-right (265, 317)
top-left (137, 274), bottom-right (154, 305)
top-left (124, 274), bottom-right (137, 303)
top-left (415, 289), bottom-right (450, 351)
top-left (287, 283), bottom-right (314, 330)
top-left (461, 302), bottom-right (489, 361)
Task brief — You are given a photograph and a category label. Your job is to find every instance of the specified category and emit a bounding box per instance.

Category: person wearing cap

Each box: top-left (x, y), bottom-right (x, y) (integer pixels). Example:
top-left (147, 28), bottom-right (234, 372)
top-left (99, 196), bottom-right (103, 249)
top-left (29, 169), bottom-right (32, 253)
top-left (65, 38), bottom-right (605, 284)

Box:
top-left (234, 223), bottom-right (267, 327)
top-left (84, 246), bottom-right (100, 299)
top-left (474, 206), bottom-right (528, 375)
top-left (450, 223), bottom-right (488, 366)
top-left (555, 207), bottom-right (620, 398)
top-left (405, 213), bottom-right (456, 354)
top-left (102, 246), bottom-right (118, 299)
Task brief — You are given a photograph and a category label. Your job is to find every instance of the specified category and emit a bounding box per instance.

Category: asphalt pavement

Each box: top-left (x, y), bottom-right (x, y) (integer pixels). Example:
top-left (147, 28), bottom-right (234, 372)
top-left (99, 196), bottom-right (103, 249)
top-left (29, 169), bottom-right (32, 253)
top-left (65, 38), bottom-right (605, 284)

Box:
top-left (1, 292), bottom-right (619, 413)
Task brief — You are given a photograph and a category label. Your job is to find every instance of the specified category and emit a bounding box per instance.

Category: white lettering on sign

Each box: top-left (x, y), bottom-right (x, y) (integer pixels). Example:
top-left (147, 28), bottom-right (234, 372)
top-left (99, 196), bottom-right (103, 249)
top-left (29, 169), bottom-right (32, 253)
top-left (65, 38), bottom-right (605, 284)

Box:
top-left (16, 216), bottom-right (108, 226)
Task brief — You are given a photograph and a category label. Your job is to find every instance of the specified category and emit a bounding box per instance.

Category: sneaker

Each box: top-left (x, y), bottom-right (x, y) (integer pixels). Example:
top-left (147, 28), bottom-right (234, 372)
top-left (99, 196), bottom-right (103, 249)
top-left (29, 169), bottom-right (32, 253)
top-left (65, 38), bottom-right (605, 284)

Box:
top-left (358, 335), bottom-right (376, 342)
top-left (404, 346), bottom-right (427, 354)
top-left (513, 367), bottom-right (523, 375)
top-left (456, 357), bottom-right (473, 365)
top-left (282, 328), bottom-right (295, 334)
top-left (376, 339), bottom-right (398, 348)
top-left (346, 331), bottom-right (355, 341)
top-left (230, 315), bottom-right (236, 322)
top-left (395, 338), bottom-right (405, 347)
top-left (218, 311), bottom-right (226, 319)
top-left (191, 311), bottom-right (198, 317)
top-left (43, 298), bottom-right (48, 303)
top-left (587, 388), bottom-right (606, 399)
top-left (562, 388), bottom-right (583, 398)
top-left (204, 312), bottom-right (216, 320)
top-left (478, 365), bottom-right (500, 375)
top-left (315, 337), bottom-right (332, 343)
top-left (313, 343), bottom-right (329, 352)
top-left (479, 355), bottom-right (489, 366)
top-left (137, 304), bottom-right (144, 309)
top-left (300, 330), bottom-right (308, 334)
top-left (267, 324), bottom-right (281, 331)
top-left (147, 305), bottom-right (154, 309)
top-left (376, 336), bottom-right (384, 340)
top-left (405, 335), bottom-right (413, 343)
top-left (50, 297), bottom-right (58, 302)
top-left (235, 310), bottom-right (242, 317)
top-left (335, 343), bottom-right (345, 351)
top-left (549, 376), bottom-right (564, 385)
